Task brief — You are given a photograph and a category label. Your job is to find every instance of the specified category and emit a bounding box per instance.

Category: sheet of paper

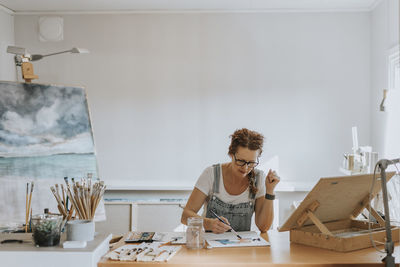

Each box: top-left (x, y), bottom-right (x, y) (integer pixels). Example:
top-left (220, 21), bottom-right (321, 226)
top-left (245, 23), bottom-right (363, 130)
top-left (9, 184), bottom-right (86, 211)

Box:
top-left (204, 231), bottom-right (269, 248)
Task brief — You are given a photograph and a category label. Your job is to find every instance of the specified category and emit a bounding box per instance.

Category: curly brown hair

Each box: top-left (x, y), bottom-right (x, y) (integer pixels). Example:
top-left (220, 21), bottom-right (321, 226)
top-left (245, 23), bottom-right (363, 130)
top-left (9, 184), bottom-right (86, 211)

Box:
top-left (228, 128), bottom-right (264, 195)
top-left (228, 128), bottom-right (264, 156)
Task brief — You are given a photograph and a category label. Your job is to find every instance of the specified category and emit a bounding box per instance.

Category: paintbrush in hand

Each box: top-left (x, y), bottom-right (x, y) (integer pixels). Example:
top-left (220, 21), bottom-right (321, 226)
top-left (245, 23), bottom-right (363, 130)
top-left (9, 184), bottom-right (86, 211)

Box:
top-left (210, 209), bottom-right (242, 239)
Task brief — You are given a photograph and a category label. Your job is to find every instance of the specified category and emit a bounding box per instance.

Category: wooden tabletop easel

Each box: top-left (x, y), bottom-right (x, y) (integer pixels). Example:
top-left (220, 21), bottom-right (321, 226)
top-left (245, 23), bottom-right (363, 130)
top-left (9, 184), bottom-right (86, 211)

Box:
top-left (279, 172), bottom-right (399, 252)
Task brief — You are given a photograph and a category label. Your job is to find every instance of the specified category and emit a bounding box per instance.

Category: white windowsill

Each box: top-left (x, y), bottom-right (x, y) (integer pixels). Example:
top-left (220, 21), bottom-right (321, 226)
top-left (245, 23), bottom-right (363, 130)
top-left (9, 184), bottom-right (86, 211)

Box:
top-left (105, 180), bottom-right (314, 192)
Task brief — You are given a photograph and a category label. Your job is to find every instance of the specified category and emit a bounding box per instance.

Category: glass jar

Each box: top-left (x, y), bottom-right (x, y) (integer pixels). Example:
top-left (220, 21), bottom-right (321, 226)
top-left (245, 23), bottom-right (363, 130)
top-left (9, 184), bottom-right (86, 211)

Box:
top-left (186, 217), bottom-right (204, 249)
top-left (32, 214), bottom-right (62, 247)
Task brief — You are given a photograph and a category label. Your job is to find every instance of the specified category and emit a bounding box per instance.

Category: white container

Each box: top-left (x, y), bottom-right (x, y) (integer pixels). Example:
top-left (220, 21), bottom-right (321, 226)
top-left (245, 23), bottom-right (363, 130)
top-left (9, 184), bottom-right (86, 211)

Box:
top-left (371, 152), bottom-right (379, 170)
top-left (66, 220), bottom-right (94, 241)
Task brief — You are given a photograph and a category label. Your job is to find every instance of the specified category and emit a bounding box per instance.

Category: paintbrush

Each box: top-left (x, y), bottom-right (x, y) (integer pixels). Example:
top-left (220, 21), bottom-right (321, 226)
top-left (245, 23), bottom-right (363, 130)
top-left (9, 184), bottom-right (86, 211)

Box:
top-left (158, 238), bottom-right (178, 247)
top-left (210, 209), bottom-right (242, 239)
top-left (25, 183), bottom-right (29, 233)
top-left (29, 207), bottom-right (32, 232)
top-left (64, 177), bottom-right (69, 211)
top-left (50, 186), bottom-right (68, 217)
top-left (25, 182), bottom-right (34, 232)
top-left (66, 184), bottom-right (83, 218)
top-left (67, 205), bottom-right (74, 220)
top-left (60, 184), bottom-right (67, 210)
top-left (27, 182), bottom-right (34, 227)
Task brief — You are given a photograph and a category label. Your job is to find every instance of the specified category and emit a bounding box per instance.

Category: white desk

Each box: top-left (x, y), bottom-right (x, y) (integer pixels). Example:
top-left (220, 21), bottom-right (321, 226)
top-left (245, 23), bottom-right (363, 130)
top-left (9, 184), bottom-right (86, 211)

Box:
top-left (0, 232), bottom-right (111, 267)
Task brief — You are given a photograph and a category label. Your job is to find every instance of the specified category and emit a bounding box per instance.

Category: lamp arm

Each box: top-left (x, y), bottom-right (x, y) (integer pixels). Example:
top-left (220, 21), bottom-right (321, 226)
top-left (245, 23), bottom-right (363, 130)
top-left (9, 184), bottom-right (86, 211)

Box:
top-left (377, 158), bottom-right (399, 267)
top-left (30, 50), bottom-right (72, 61)
top-left (30, 48), bottom-right (88, 61)
top-left (41, 49), bottom-right (73, 58)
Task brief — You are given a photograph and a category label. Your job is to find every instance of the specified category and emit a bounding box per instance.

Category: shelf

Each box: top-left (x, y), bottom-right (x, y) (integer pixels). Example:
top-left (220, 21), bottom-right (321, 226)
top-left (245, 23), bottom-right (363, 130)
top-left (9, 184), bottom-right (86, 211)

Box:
top-left (105, 180), bottom-right (314, 192)
top-left (105, 181), bottom-right (194, 191)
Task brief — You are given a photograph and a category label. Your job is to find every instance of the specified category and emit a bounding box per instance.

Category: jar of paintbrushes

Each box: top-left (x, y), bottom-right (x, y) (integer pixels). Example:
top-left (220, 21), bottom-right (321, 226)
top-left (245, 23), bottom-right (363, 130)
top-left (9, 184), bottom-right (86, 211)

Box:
top-left (50, 176), bottom-right (106, 222)
top-left (49, 175), bottom-right (106, 242)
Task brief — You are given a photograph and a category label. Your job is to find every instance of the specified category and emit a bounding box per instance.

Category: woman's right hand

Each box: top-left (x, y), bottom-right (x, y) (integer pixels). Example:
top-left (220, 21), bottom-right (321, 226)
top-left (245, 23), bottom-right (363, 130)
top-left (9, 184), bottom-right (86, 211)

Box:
top-left (206, 217), bottom-right (232, 234)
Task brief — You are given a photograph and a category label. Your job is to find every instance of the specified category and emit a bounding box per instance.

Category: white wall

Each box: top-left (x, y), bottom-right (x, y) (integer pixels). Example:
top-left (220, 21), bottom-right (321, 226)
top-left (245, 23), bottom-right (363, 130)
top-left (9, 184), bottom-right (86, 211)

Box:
top-left (0, 9), bottom-right (16, 81)
top-left (14, 12), bottom-right (371, 188)
top-left (370, 0), bottom-right (399, 157)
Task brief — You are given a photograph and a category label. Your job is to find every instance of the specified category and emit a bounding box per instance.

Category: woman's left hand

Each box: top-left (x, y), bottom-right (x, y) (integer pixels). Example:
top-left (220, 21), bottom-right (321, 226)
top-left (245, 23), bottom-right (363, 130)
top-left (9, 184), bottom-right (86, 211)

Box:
top-left (265, 169), bottom-right (280, 195)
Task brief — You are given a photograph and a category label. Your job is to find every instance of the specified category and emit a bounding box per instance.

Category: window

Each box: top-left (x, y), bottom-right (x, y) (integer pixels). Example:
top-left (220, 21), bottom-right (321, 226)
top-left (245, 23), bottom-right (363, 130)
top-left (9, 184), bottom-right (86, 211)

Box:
top-left (384, 46), bottom-right (400, 159)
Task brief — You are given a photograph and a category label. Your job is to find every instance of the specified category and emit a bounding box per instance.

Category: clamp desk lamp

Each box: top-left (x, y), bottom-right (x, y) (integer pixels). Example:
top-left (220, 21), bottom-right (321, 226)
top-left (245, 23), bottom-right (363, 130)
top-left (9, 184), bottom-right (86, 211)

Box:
top-left (375, 158), bottom-right (400, 267)
top-left (6, 46), bottom-right (89, 83)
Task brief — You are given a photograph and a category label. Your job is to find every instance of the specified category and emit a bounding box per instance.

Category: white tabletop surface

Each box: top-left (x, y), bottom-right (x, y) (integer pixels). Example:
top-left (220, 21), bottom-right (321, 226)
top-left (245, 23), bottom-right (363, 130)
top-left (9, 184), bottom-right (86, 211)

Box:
top-left (0, 232), bottom-right (111, 267)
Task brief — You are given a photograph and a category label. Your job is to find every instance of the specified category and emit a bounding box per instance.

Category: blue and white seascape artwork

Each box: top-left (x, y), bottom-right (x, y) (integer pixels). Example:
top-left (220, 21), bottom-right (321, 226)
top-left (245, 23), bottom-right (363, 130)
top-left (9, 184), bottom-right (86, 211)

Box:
top-left (0, 81), bottom-right (98, 180)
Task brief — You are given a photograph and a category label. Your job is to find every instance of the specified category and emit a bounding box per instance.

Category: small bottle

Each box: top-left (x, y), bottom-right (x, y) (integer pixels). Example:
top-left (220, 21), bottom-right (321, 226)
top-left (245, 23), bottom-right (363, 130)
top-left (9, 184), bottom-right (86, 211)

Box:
top-left (186, 217), bottom-right (204, 249)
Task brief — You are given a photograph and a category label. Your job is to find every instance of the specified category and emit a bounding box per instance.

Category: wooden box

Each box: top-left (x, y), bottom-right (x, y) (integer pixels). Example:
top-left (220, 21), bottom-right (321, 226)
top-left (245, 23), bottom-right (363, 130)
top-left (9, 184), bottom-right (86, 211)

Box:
top-left (279, 172), bottom-right (399, 252)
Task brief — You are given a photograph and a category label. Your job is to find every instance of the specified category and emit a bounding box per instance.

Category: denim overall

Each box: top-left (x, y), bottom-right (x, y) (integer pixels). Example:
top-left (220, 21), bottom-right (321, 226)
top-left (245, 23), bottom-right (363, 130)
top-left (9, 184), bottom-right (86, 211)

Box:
top-left (205, 164), bottom-right (261, 231)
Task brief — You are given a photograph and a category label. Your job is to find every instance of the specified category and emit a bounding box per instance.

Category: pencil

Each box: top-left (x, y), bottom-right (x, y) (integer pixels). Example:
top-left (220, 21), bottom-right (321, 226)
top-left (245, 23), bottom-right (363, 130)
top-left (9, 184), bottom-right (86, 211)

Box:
top-left (210, 209), bottom-right (242, 239)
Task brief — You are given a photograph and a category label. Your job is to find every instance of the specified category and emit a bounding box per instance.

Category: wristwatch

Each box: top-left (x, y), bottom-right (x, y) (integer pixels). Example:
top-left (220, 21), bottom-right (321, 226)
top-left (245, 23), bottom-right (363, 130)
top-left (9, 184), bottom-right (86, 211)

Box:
top-left (265, 193), bottom-right (275, 200)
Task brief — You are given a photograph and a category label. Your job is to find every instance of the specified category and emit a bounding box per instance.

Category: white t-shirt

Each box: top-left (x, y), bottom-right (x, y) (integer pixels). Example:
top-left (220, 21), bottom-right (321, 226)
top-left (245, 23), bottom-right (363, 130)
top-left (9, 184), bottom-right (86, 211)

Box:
top-left (195, 164), bottom-right (266, 205)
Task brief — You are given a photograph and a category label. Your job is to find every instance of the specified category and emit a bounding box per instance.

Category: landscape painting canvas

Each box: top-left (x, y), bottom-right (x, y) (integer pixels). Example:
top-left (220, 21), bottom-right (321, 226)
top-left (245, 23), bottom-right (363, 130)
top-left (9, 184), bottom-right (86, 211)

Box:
top-left (0, 81), bottom-right (98, 179)
top-left (0, 81), bottom-right (103, 223)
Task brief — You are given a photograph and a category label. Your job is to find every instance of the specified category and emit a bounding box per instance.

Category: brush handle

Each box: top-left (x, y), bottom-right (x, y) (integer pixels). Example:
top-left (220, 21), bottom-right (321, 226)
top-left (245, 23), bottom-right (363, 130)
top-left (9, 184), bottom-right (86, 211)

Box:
top-left (210, 210), bottom-right (242, 239)
top-left (210, 210), bottom-right (229, 226)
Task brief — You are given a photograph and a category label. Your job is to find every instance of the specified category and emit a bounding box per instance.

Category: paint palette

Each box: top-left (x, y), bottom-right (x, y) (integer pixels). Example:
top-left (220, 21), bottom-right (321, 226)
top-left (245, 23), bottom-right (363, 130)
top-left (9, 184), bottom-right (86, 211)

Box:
top-left (125, 232), bottom-right (155, 243)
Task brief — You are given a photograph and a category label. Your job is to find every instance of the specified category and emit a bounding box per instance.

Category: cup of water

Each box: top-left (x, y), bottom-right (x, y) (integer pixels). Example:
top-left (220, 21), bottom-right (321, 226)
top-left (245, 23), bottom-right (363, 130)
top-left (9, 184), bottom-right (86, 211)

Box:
top-left (186, 217), bottom-right (204, 249)
top-left (32, 214), bottom-right (62, 247)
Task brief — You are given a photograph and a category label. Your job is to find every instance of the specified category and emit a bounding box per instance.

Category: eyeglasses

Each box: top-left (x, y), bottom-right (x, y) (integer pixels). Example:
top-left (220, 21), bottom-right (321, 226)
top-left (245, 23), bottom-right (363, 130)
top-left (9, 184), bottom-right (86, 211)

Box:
top-left (233, 154), bottom-right (259, 168)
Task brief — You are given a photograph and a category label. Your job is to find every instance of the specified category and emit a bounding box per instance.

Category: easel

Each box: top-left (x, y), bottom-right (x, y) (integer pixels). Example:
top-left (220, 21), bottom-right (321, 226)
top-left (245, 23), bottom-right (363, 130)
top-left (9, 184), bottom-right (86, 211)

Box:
top-left (295, 200), bottom-right (386, 237)
top-left (279, 172), bottom-right (399, 253)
